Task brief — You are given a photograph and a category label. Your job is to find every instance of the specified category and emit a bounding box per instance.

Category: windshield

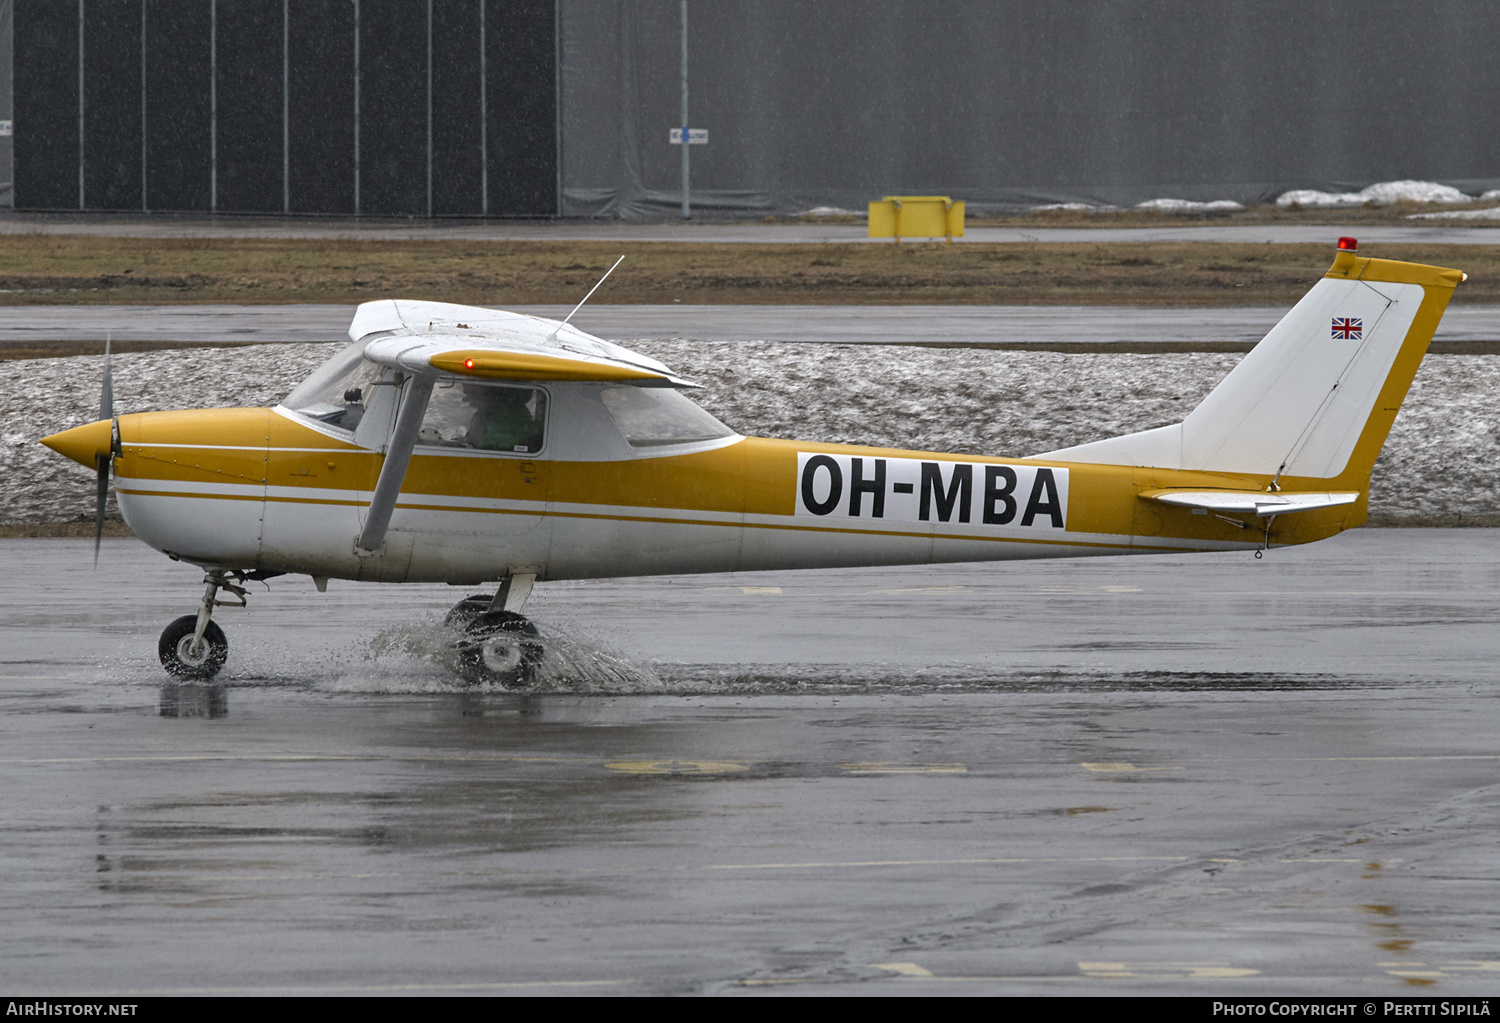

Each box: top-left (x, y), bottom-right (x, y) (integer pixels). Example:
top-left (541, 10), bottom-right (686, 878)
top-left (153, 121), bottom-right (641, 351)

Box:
top-left (283, 349), bottom-right (385, 431)
top-left (600, 386), bottom-right (735, 447)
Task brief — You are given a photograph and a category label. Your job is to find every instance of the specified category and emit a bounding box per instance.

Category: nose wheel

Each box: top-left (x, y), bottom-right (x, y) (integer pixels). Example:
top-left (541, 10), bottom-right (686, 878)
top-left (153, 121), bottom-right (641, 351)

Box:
top-left (157, 571), bottom-right (247, 681)
top-left (159, 616), bottom-right (228, 679)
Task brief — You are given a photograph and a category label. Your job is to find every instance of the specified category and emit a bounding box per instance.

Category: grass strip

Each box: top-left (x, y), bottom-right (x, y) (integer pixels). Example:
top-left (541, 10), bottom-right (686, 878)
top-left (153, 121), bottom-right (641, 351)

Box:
top-left (0, 237), bottom-right (1496, 307)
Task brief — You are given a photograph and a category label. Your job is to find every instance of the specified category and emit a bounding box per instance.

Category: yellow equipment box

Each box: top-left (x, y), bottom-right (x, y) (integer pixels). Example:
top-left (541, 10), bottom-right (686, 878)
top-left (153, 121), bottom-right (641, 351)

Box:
top-left (868, 196), bottom-right (965, 242)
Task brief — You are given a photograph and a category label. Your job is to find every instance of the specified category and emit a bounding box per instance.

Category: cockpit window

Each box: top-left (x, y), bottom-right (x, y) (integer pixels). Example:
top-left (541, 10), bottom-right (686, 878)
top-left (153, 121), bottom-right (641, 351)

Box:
top-left (600, 386), bottom-right (735, 447)
top-left (418, 380), bottom-right (547, 454)
top-left (285, 354), bottom-right (385, 431)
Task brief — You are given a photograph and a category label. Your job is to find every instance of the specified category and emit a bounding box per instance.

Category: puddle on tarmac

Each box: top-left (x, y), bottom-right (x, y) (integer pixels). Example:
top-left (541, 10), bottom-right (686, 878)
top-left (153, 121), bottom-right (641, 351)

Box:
top-left (326, 618), bottom-right (670, 694)
top-left (82, 610), bottom-right (1425, 697)
top-left (174, 614), bottom-right (1401, 696)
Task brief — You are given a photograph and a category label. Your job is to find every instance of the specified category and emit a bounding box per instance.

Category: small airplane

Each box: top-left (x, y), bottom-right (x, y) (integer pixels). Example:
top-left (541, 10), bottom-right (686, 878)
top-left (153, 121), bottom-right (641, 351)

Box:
top-left (41, 238), bottom-right (1464, 685)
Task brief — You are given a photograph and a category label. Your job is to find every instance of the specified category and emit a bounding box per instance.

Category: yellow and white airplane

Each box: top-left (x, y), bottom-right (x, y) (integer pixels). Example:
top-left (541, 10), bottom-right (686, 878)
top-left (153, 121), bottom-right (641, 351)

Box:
top-left (41, 239), bottom-right (1463, 685)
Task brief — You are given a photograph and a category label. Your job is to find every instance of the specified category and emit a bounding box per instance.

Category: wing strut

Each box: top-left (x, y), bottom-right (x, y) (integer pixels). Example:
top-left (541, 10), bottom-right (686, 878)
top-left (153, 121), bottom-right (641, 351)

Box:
top-left (357, 375), bottom-right (435, 554)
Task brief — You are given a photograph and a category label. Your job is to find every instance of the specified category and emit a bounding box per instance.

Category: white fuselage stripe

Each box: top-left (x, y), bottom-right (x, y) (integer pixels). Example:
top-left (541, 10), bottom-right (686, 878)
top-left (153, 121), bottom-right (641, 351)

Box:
top-left (116, 483), bottom-right (1251, 555)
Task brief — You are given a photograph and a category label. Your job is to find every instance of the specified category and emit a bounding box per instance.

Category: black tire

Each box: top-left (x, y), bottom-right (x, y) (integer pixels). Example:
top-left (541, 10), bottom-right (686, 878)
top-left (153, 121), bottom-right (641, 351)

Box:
top-left (158, 614), bottom-right (228, 681)
top-left (453, 610), bottom-right (543, 687)
top-left (444, 594), bottom-right (499, 631)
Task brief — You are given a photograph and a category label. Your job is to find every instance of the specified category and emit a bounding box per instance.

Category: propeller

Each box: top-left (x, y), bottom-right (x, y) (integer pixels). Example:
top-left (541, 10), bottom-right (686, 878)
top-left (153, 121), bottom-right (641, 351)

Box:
top-left (94, 335), bottom-right (114, 567)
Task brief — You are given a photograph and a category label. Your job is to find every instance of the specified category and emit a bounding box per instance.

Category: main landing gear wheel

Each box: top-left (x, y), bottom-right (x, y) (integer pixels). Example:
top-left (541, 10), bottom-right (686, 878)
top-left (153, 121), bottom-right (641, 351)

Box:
top-left (446, 596), bottom-right (543, 688)
top-left (158, 615), bottom-right (229, 680)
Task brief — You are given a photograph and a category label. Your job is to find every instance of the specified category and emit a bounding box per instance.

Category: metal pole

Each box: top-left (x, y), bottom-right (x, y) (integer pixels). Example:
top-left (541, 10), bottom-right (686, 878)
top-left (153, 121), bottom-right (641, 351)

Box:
top-left (680, 0), bottom-right (688, 220)
top-left (352, 0), bottom-right (360, 216)
top-left (553, 0), bottom-right (561, 217)
top-left (210, 0), bottom-right (217, 213)
top-left (425, 0), bottom-right (432, 219)
top-left (141, 0), bottom-right (147, 210)
top-left (77, 0), bottom-right (84, 209)
top-left (479, 0), bottom-right (487, 217)
top-left (282, 0), bottom-right (289, 214)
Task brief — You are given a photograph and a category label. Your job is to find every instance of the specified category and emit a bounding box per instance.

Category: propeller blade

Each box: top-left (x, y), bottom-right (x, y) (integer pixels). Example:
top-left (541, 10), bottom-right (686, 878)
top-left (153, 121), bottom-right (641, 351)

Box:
top-left (99, 334), bottom-right (113, 421)
top-left (94, 452), bottom-right (109, 568)
top-left (95, 337), bottom-right (114, 567)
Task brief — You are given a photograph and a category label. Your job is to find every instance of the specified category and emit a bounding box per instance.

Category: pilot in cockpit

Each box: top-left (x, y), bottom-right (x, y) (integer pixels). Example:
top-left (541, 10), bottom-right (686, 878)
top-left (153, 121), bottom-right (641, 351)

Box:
top-left (462, 385), bottom-right (544, 453)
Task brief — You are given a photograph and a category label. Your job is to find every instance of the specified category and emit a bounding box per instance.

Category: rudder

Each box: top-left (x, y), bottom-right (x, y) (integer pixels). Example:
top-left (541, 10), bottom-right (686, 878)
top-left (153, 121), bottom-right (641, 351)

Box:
top-left (1036, 240), bottom-right (1464, 489)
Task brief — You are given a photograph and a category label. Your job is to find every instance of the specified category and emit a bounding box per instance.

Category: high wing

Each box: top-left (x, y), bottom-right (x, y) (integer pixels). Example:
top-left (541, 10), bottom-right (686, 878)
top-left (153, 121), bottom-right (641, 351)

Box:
top-left (350, 299), bottom-right (699, 388)
top-left (346, 300), bottom-right (701, 556)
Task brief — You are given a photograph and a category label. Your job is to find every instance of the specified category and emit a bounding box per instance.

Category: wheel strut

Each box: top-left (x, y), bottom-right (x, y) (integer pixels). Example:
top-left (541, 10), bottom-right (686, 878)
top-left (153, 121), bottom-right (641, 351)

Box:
top-left (189, 571), bottom-right (247, 659)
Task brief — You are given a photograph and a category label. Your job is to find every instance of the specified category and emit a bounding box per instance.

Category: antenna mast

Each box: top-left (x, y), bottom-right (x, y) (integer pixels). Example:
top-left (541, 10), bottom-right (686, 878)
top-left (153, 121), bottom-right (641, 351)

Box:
top-left (547, 255), bottom-right (625, 341)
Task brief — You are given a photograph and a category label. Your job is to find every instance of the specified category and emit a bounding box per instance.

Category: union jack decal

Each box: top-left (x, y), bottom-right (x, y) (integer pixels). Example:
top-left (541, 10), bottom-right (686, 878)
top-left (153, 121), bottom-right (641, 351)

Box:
top-left (1331, 317), bottom-right (1363, 340)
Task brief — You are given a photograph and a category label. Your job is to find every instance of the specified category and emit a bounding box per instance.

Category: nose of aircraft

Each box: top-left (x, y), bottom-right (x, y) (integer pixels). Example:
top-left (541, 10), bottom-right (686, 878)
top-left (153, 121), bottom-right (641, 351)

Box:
top-left (41, 418), bottom-right (114, 468)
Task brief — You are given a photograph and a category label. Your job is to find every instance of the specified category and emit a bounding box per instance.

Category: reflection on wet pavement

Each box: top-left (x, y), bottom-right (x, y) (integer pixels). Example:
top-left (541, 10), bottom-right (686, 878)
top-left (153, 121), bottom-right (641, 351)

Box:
top-left (2, 529), bottom-right (1499, 994)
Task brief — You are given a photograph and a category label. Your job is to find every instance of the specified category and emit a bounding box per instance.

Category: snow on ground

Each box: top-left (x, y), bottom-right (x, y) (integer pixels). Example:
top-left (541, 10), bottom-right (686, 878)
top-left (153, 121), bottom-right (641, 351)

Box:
top-left (800, 206), bottom-right (863, 218)
top-left (1407, 205), bottom-right (1500, 222)
top-left (1136, 198), bottom-right (1246, 213)
top-left (5, 341), bottom-right (1496, 524)
top-left (1278, 179), bottom-right (1475, 208)
top-left (1028, 202), bottom-right (1114, 213)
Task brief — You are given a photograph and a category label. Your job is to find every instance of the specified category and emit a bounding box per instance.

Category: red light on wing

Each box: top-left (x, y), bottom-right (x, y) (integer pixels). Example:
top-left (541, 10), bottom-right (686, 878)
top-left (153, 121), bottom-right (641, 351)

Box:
top-left (1337, 236), bottom-right (1358, 251)
top-left (464, 358), bottom-right (475, 369)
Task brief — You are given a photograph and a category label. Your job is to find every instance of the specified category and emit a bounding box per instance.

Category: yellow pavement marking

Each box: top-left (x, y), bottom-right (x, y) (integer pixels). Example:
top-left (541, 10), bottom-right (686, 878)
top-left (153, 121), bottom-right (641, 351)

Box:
top-left (1079, 961), bottom-right (1260, 979)
top-left (749, 972), bottom-right (1071, 986)
top-left (1380, 961), bottom-right (1500, 979)
top-left (116, 853), bottom-right (1194, 886)
top-left (867, 585), bottom-right (968, 594)
top-left (604, 759), bottom-right (749, 775)
top-left (701, 855), bottom-right (1186, 871)
top-left (840, 763), bottom-right (968, 774)
top-left (5, 752), bottom-right (966, 778)
top-left (1222, 755), bottom-right (1500, 764)
top-left (1081, 754), bottom-right (1500, 774)
top-left (858, 961), bottom-right (1262, 984)
top-left (0, 753), bottom-right (596, 765)
top-left (61, 979), bottom-right (631, 996)
top-left (871, 963), bottom-right (934, 977)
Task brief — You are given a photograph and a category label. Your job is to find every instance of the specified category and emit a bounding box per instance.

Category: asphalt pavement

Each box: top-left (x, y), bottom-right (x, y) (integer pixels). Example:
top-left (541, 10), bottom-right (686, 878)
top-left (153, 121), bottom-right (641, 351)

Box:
top-left (3, 211), bottom-right (1500, 245)
top-left (2, 529), bottom-right (1498, 995)
top-left (3, 302), bottom-right (1499, 351)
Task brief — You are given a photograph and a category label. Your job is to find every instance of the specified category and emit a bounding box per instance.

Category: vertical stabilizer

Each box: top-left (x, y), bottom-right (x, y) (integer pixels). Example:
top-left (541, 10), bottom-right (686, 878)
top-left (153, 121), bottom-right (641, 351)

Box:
top-left (1034, 240), bottom-right (1464, 486)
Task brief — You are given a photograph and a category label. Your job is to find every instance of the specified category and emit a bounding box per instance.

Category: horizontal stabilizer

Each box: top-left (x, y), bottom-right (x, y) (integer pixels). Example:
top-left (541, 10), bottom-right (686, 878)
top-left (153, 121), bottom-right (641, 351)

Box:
top-left (1140, 489), bottom-right (1359, 518)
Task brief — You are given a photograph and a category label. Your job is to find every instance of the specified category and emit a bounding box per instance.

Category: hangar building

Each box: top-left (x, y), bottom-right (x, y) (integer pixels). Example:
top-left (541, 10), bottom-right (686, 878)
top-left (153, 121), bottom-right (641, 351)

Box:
top-left (3, 0), bottom-right (1497, 218)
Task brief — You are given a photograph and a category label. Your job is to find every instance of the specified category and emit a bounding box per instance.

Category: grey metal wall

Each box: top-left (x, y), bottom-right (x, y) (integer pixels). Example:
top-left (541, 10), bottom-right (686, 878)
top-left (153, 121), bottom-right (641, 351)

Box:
top-left (0, 0), bottom-right (11, 206)
top-left (7, 1), bottom-right (1497, 218)
top-left (560, 0), bottom-right (1500, 217)
top-left (9, 0), bottom-right (556, 216)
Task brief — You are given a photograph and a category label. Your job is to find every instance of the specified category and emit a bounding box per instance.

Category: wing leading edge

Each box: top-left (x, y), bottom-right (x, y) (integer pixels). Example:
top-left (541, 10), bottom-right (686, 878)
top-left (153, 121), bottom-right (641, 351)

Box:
top-left (350, 299), bottom-right (699, 388)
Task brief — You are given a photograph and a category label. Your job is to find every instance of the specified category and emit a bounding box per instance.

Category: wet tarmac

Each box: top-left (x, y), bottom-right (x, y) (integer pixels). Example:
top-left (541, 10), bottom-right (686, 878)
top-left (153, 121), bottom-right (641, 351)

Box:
top-left (4, 302), bottom-right (1499, 351)
top-left (4, 212), bottom-right (1500, 245)
top-left (2, 530), bottom-right (1499, 994)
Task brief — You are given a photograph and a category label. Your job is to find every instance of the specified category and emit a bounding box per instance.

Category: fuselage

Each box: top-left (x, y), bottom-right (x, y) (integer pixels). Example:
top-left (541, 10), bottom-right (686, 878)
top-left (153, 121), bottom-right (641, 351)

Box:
top-left (100, 396), bottom-right (1347, 585)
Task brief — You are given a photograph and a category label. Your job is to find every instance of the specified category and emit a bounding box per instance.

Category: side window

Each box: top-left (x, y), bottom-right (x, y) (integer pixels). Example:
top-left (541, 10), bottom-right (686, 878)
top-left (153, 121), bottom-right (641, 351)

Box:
top-left (418, 381), bottom-right (547, 454)
top-left (600, 386), bottom-right (735, 447)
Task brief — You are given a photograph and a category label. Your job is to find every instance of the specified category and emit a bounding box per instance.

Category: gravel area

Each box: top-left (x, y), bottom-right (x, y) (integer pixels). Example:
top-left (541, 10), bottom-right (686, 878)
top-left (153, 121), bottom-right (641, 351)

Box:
top-left (6, 340), bottom-right (1496, 523)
